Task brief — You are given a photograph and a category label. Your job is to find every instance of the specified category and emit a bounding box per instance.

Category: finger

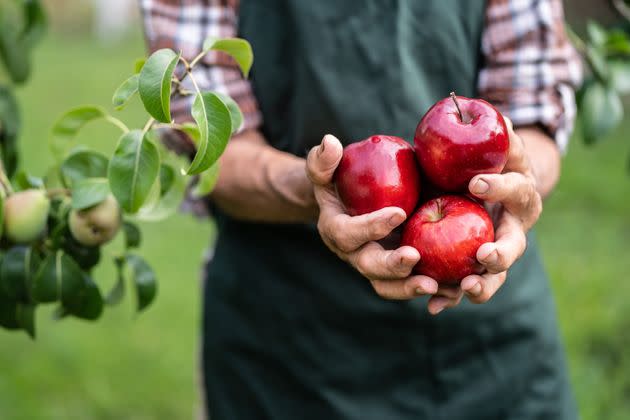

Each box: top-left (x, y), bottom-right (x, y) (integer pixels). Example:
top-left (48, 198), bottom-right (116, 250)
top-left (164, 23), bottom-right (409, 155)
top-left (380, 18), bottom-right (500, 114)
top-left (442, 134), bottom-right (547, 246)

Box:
top-left (427, 292), bottom-right (463, 315)
top-left (503, 121), bottom-right (531, 174)
top-left (433, 284), bottom-right (462, 299)
top-left (306, 134), bottom-right (344, 186)
top-left (460, 271), bottom-right (507, 304)
top-left (477, 214), bottom-right (527, 273)
top-left (349, 242), bottom-right (420, 280)
top-left (468, 173), bottom-right (541, 226)
top-left (318, 206), bottom-right (406, 253)
top-left (503, 116), bottom-right (514, 133)
top-left (370, 275), bottom-right (439, 300)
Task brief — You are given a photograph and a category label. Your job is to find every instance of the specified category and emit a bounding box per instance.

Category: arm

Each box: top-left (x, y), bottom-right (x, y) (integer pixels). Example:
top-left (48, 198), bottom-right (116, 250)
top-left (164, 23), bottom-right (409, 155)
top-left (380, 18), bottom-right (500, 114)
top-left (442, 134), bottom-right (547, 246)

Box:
top-left (210, 129), bottom-right (318, 223)
top-left (516, 126), bottom-right (561, 199)
top-left (141, 1), bottom-right (318, 223)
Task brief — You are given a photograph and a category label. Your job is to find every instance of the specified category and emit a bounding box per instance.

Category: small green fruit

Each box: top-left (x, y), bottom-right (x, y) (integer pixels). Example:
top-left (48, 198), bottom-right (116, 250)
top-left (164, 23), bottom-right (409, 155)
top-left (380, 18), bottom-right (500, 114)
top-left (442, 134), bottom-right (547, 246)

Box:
top-left (4, 189), bottom-right (50, 243)
top-left (69, 195), bottom-right (121, 246)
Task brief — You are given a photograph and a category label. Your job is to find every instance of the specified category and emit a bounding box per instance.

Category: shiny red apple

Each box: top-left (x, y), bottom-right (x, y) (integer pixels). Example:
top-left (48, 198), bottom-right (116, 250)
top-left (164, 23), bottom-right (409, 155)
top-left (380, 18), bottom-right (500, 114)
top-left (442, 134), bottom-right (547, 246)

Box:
top-left (401, 195), bottom-right (494, 284)
top-left (334, 135), bottom-right (421, 217)
top-left (414, 93), bottom-right (509, 192)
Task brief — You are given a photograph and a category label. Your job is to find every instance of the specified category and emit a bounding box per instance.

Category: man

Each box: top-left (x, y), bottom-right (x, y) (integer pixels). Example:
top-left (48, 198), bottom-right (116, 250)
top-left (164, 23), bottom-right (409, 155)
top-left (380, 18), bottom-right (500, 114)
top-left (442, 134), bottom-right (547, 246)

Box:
top-left (141, 0), bottom-right (582, 418)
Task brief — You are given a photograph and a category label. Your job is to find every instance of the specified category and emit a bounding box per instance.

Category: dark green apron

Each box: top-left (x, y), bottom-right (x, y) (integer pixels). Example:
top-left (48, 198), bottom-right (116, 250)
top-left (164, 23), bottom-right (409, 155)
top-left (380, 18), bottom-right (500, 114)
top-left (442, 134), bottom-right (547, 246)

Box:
top-left (201, 1), bottom-right (578, 419)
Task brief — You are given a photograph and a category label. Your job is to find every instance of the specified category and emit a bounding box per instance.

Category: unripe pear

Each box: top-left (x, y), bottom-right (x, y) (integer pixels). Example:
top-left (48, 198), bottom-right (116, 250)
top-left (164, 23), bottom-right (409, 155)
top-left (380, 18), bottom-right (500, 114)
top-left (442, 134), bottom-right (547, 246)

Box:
top-left (4, 189), bottom-right (50, 243)
top-left (69, 195), bottom-right (121, 247)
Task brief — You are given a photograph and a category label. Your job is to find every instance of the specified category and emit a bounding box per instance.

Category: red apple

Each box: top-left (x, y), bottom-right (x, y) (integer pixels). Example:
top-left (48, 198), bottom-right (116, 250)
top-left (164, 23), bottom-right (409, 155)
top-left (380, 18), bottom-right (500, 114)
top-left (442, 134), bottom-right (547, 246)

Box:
top-left (334, 135), bottom-right (421, 217)
top-left (414, 93), bottom-right (509, 192)
top-left (401, 195), bottom-right (494, 284)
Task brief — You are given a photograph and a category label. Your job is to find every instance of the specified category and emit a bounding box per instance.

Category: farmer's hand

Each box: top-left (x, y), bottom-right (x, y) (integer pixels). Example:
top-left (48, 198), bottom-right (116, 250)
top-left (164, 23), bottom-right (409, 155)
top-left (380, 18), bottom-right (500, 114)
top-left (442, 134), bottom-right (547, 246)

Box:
top-left (454, 117), bottom-right (542, 305)
top-left (306, 135), bottom-right (442, 300)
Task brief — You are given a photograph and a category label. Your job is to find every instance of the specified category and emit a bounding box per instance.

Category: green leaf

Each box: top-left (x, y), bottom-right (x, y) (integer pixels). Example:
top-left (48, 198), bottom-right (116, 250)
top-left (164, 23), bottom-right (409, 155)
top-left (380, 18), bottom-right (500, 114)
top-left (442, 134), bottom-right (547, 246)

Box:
top-left (60, 234), bottom-right (101, 271)
top-left (112, 74), bottom-right (139, 111)
top-left (21, 0), bottom-right (47, 48)
top-left (587, 21), bottom-right (607, 47)
top-left (122, 221), bottom-right (141, 249)
top-left (71, 177), bottom-right (109, 210)
top-left (105, 257), bottom-right (125, 305)
top-left (134, 149), bottom-right (187, 221)
top-left (16, 303), bottom-right (35, 338)
top-left (604, 30), bottom-right (630, 55)
top-left (192, 161), bottom-right (220, 198)
top-left (108, 130), bottom-right (160, 213)
top-left (187, 92), bottom-right (231, 175)
top-left (60, 149), bottom-right (109, 187)
top-left (0, 85), bottom-right (20, 176)
top-left (159, 164), bottom-right (175, 196)
top-left (178, 122), bottom-right (201, 146)
top-left (578, 80), bottom-right (623, 145)
top-left (64, 274), bottom-right (103, 321)
top-left (0, 194), bottom-right (4, 239)
top-left (138, 49), bottom-right (180, 123)
top-left (0, 13), bottom-right (30, 84)
top-left (31, 251), bottom-right (85, 304)
top-left (136, 171), bottom-right (162, 215)
top-left (609, 60), bottom-right (630, 94)
top-left (586, 46), bottom-right (609, 82)
top-left (0, 247), bottom-right (39, 303)
top-left (50, 105), bottom-right (106, 155)
top-left (51, 305), bottom-right (69, 320)
top-left (134, 167), bottom-right (185, 221)
top-left (13, 171), bottom-right (43, 190)
top-left (202, 37), bottom-right (253, 77)
top-left (126, 254), bottom-right (157, 313)
top-left (0, 296), bottom-right (19, 329)
top-left (134, 57), bottom-right (146, 74)
top-left (215, 92), bottom-right (244, 134)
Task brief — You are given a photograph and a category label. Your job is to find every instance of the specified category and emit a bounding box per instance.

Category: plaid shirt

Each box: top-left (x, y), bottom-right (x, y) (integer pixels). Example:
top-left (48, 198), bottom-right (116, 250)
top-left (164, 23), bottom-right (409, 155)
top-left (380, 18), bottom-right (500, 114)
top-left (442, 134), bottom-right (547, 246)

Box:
top-left (140, 0), bottom-right (582, 152)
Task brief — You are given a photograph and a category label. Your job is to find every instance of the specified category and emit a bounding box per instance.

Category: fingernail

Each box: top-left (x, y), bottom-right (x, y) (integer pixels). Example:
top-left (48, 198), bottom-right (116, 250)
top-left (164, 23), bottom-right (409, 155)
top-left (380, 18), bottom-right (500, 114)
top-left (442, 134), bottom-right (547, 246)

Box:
top-left (433, 307), bottom-right (444, 315)
top-left (472, 179), bottom-right (489, 194)
top-left (466, 282), bottom-right (482, 296)
top-left (415, 287), bottom-right (425, 295)
top-left (388, 213), bottom-right (404, 228)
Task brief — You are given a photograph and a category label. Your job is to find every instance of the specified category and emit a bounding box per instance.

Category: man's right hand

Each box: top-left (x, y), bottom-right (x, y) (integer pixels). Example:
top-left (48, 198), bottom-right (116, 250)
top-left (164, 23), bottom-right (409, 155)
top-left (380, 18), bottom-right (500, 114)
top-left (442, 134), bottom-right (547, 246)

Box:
top-left (306, 135), bottom-right (455, 302)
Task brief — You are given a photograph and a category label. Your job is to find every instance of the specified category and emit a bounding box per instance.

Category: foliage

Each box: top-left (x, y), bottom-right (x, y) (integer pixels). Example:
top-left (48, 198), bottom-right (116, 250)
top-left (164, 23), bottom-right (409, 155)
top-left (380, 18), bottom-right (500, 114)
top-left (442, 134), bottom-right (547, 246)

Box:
top-left (568, 3), bottom-right (630, 163)
top-left (0, 0), bottom-right (253, 338)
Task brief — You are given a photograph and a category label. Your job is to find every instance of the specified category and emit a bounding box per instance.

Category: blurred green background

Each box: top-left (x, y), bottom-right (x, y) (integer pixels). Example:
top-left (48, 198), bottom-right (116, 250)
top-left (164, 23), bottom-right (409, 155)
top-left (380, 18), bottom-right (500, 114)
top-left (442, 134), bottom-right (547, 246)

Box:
top-left (1, 1), bottom-right (630, 419)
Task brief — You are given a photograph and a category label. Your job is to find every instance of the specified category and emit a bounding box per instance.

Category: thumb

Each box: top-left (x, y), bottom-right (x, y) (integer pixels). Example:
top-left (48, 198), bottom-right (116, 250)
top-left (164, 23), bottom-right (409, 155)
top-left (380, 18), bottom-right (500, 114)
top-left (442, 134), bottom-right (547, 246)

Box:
top-left (306, 134), bottom-right (343, 186)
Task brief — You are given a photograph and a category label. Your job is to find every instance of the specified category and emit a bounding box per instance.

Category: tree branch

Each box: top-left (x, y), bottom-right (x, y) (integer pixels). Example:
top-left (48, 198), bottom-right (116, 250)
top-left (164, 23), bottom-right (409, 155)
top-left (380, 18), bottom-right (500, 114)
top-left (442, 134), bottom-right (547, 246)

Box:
top-left (611, 0), bottom-right (630, 22)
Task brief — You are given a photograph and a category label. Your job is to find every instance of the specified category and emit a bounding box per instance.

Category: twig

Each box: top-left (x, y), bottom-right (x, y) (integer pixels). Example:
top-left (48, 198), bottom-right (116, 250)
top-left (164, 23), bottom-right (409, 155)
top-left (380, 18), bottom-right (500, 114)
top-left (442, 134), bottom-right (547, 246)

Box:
top-left (104, 115), bottom-right (130, 134)
top-left (611, 0), bottom-right (630, 21)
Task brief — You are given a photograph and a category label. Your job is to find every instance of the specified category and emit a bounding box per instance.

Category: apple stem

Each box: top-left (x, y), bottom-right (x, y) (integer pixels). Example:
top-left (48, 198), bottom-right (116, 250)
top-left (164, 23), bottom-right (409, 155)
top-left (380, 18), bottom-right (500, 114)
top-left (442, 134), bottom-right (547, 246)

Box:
top-left (450, 92), bottom-right (464, 122)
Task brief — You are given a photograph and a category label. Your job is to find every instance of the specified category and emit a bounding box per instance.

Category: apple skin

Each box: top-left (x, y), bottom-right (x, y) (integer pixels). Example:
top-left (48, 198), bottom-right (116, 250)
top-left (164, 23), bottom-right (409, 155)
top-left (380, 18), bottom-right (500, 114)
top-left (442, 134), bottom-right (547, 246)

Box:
top-left (401, 195), bottom-right (494, 285)
top-left (414, 95), bottom-right (509, 192)
top-left (334, 135), bottom-right (421, 217)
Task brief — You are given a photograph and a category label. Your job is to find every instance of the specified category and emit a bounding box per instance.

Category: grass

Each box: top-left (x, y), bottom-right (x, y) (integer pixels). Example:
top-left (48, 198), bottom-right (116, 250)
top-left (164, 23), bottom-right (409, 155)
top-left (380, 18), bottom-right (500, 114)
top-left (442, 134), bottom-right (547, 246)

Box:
top-left (1, 30), bottom-right (630, 419)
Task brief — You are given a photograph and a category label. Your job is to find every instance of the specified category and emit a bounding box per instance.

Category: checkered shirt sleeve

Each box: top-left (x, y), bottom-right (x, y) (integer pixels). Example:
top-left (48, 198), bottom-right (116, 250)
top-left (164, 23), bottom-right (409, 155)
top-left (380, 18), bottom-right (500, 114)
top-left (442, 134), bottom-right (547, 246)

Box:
top-left (480, 0), bottom-right (583, 152)
top-left (140, 0), bottom-right (583, 154)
